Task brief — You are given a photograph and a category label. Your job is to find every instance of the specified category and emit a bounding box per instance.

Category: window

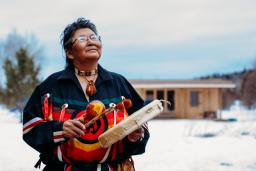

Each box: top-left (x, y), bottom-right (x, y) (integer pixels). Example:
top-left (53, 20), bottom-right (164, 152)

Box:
top-left (167, 90), bottom-right (175, 111)
top-left (190, 91), bottom-right (199, 107)
top-left (157, 90), bottom-right (164, 100)
top-left (146, 90), bottom-right (154, 101)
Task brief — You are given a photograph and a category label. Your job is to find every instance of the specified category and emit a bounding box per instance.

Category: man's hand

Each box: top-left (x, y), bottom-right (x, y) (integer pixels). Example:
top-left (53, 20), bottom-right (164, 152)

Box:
top-left (127, 127), bottom-right (144, 142)
top-left (63, 119), bottom-right (85, 139)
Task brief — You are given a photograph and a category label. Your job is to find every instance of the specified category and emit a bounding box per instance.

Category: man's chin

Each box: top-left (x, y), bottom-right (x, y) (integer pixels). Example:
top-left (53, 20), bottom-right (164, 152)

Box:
top-left (84, 56), bottom-right (100, 61)
top-left (86, 52), bottom-right (101, 58)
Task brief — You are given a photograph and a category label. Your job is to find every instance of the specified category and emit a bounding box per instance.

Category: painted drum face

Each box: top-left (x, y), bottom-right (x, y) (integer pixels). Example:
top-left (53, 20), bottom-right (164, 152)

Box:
top-left (60, 109), bottom-right (128, 163)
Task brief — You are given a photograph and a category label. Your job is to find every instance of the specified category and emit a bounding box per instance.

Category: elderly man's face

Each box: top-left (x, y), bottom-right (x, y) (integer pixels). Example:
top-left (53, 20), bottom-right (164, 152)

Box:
top-left (67, 28), bottom-right (102, 65)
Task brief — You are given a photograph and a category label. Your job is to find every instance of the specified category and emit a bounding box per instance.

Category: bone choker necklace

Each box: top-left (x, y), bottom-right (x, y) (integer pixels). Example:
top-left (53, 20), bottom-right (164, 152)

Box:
top-left (75, 68), bottom-right (98, 96)
top-left (76, 68), bottom-right (98, 77)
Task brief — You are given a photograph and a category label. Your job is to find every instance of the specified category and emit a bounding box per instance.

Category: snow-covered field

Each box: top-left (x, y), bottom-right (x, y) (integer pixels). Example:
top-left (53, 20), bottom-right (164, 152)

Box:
top-left (0, 105), bottom-right (256, 171)
top-left (134, 120), bottom-right (256, 171)
top-left (0, 107), bottom-right (38, 171)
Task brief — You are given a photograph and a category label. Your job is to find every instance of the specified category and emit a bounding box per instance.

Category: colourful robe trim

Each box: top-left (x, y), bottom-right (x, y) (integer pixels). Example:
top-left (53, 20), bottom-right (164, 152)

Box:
top-left (23, 117), bottom-right (45, 134)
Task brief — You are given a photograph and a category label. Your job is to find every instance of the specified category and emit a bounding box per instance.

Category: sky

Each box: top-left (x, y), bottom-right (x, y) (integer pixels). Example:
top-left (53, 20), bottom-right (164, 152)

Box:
top-left (1, 0), bottom-right (256, 80)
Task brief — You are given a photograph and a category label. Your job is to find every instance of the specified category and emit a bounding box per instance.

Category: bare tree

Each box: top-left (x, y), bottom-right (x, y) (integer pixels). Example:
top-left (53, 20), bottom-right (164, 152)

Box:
top-left (241, 70), bottom-right (256, 108)
top-left (253, 58), bottom-right (256, 69)
top-left (0, 29), bottom-right (44, 59)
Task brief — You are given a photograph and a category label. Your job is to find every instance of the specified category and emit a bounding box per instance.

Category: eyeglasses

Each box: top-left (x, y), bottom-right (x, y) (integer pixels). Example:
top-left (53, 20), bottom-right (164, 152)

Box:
top-left (64, 34), bottom-right (101, 47)
top-left (72, 34), bottom-right (101, 44)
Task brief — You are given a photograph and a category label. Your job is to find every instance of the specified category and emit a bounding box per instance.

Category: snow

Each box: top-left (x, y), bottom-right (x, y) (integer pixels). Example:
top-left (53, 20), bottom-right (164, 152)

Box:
top-left (0, 106), bottom-right (39, 171)
top-left (134, 120), bottom-right (256, 171)
top-left (221, 100), bottom-right (256, 121)
top-left (0, 103), bottom-right (256, 171)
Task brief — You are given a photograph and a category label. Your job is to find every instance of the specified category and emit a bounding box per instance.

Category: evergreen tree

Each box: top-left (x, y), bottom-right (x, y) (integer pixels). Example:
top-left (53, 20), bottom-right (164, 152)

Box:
top-left (0, 30), bottom-right (43, 87)
top-left (0, 30), bottom-right (43, 112)
top-left (2, 48), bottom-right (40, 108)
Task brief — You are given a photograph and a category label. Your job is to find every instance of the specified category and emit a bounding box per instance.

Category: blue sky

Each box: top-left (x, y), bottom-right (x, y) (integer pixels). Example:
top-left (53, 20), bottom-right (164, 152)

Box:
top-left (0, 0), bottom-right (256, 80)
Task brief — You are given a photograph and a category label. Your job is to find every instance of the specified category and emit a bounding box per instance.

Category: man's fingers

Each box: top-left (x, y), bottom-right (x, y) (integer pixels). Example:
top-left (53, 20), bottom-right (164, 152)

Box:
top-left (65, 129), bottom-right (80, 138)
top-left (71, 125), bottom-right (85, 136)
top-left (128, 127), bottom-right (145, 142)
top-left (132, 127), bottom-right (144, 136)
top-left (63, 120), bottom-right (85, 138)
top-left (72, 120), bottom-right (86, 130)
top-left (135, 127), bottom-right (144, 134)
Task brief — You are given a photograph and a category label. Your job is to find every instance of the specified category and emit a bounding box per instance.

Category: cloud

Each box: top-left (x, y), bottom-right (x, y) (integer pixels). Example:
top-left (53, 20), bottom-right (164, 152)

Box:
top-left (101, 54), bottom-right (220, 79)
top-left (99, 33), bottom-right (256, 79)
top-left (1, 0), bottom-right (256, 47)
top-left (1, 0), bottom-right (256, 79)
top-left (82, 0), bottom-right (256, 46)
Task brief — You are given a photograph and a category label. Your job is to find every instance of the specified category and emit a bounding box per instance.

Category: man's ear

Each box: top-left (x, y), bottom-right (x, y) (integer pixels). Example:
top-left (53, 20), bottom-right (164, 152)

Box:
top-left (66, 50), bottom-right (74, 60)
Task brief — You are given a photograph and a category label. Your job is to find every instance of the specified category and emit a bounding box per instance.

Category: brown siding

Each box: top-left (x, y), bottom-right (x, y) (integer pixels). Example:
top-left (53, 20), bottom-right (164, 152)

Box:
top-left (134, 87), bottom-right (225, 119)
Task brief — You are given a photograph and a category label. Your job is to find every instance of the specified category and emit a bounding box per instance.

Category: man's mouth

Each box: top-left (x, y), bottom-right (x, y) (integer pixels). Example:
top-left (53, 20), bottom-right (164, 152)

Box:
top-left (87, 47), bottom-right (97, 52)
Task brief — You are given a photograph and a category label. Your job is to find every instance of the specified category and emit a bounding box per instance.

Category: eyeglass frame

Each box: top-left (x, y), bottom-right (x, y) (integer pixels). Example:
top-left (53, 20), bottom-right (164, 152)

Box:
top-left (64, 34), bottom-right (101, 47)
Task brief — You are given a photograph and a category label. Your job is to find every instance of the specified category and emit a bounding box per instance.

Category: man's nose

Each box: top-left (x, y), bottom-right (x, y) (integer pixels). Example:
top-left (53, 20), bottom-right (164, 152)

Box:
top-left (86, 39), bottom-right (93, 46)
top-left (86, 38), bottom-right (101, 47)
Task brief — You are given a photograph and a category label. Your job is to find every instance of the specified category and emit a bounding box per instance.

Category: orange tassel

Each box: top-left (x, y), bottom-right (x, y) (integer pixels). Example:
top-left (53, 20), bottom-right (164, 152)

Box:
top-left (123, 99), bottom-right (133, 109)
top-left (116, 102), bottom-right (125, 111)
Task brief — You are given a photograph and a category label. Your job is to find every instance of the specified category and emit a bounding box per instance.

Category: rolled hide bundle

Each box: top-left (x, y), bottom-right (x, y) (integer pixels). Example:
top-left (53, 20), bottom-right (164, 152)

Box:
top-left (98, 100), bottom-right (164, 148)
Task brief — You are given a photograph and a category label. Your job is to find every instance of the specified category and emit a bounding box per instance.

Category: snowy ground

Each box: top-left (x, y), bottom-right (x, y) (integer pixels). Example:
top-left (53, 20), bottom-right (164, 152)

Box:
top-left (134, 120), bottom-right (256, 171)
top-left (0, 107), bottom-right (38, 171)
top-left (0, 105), bottom-right (256, 171)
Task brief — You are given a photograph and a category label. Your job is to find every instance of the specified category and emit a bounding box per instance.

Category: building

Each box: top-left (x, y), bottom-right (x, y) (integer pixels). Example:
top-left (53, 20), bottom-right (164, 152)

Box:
top-left (130, 79), bottom-right (236, 119)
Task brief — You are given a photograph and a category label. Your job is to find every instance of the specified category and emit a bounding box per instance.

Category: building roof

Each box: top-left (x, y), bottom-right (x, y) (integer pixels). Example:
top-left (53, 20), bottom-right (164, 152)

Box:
top-left (129, 79), bottom-right (236, 89)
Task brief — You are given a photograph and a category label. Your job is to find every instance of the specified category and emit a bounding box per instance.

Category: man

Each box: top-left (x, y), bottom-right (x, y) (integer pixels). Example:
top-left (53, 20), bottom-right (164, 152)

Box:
top-left (23, 17), bottom-right (149, 171)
